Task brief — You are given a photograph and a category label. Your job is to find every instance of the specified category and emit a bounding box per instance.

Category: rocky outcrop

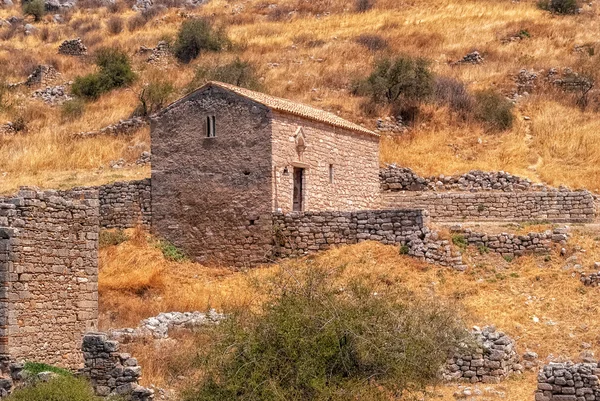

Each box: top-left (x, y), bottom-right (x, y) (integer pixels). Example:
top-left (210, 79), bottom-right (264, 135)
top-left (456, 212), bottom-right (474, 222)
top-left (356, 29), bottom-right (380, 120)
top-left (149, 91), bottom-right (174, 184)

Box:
top-left (58, 38), bottom-right (87, 56)
top-left (81, 333), bottom-right (154, 401)
top-left (444, 326), bottom-right (522, 383)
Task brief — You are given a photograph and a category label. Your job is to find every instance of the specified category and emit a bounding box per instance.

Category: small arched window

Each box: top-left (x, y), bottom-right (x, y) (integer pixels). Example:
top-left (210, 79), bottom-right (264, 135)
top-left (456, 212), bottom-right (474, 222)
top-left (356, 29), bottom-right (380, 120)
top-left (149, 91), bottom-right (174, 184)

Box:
top-left (206, 116), bottom-right (216, 138)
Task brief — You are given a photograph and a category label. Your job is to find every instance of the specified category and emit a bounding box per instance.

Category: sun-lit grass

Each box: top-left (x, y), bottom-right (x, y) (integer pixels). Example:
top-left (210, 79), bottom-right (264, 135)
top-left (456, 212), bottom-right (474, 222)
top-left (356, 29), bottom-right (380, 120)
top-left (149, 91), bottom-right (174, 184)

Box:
top-left (100, 226), bottom-right (600, 398)
top-left (1, 0), bottom-right (600, 192)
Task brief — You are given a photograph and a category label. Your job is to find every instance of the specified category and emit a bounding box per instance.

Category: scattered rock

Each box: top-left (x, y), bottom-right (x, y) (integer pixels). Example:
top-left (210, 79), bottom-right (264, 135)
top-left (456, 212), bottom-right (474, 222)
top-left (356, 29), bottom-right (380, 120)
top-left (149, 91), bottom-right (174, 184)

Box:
top-left (375, 116), bottom-right (406, 135)
top-left (58, 38), bottom-right (87, 56)
top-left (75, 117), bottom-right (147, 138)
top-left (0, 122), bottom-right (16, 136)
top-left (45, 0), bottom-right (76, 10)
top-left (454, 51), bottom-right (484, 65)
top-left (23, 23), bottom-right (36, 36)
top-left (136, 151), bottom-right (151, 165)
top-left (32, 85), bottom-right (71, 105)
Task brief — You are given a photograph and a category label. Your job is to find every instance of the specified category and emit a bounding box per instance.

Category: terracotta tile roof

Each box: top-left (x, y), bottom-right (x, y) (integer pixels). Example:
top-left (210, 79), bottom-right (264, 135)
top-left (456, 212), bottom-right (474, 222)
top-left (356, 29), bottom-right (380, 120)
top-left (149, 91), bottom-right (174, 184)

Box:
top-left (208, 81), bottom-right (378, 137)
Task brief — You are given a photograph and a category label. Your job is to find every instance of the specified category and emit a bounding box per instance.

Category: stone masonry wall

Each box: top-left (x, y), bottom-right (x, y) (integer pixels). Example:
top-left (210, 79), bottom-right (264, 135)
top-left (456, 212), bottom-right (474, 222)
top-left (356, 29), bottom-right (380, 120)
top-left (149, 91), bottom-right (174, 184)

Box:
top-left (96, 179), bottom-right (151, 229)
top-left (0, 187), bottom-right (99, 369)
top-left (272, 209), bottom-right (467, 270)
top-left (536, 362), bottom-right (600, 401)
top-left (444, 326), bottom-right (522, 383)
top-left (271, 111), bottom-right (380, 212)
top-left (81, 332), bottom-right (153, 400)
top-left (381, 191), bottom-right (595, 223)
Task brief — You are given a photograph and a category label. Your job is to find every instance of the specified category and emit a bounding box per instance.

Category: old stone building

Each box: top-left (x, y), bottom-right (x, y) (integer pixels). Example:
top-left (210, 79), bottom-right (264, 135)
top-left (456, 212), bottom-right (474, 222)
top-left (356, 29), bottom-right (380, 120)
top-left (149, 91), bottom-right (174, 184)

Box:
top-left (151, 82), bottom-right (379, 266)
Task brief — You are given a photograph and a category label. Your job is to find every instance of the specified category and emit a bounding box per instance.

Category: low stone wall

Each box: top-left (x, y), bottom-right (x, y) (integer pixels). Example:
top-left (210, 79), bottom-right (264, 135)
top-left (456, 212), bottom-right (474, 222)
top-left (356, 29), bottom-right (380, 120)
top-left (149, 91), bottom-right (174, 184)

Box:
top-left (96, 179), bottom-right (151, 229)
top-left (580, 271), bottom-right (600, 287)
top-left (381, 191), bottom-right (595, 223)
top-left (444, 326), bottom-right (522, 383)
top-left (81, 333), bottom-right (153, 400)
top-left (75, 117), bottom-right (147, 139)
top-left (536, 362), bottom-right (600, 401)
top-left (272, 209), bottom-right (466, 270)
top-left (453, 227), bottom-right (568, 258)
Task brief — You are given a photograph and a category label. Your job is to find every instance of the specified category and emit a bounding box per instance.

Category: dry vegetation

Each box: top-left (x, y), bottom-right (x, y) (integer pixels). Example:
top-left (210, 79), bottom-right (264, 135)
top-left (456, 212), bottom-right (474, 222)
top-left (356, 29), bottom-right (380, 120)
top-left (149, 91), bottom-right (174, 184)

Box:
top-left (99, 225), bottom-right (600, 399)
top-left (0, 0), bottom-right (600, 192)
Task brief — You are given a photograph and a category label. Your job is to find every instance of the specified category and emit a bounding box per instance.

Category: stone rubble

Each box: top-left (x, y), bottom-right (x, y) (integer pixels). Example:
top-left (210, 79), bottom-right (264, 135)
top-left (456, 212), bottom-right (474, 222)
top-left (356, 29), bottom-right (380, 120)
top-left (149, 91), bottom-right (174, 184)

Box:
top-left (375, 116), bottom-right (406, 134)
top-left (75, 117), bottom-right (147, 138)
top-left (536, 361), bottom-right (600, 401)
top-left (515, 68), bottom-right (538, 95)
top-left (58, 38), bottom-right (87, 56)
top-left (81, 332), bottom-right (154, 401)
top-left (454, 51), bottom-right (484, 65)
top-left (109, 310), bottom-right (225, 341)
top-left (32, 85), bottom-right (72, 105)
top-left (138, 41), bottom-right (170, 64)
top-left (444, 326), bottom-right (522, 383)
top-left (580, 270), bottom-right (600, 287)
top-left (136, 151), bottom-right (151, 165)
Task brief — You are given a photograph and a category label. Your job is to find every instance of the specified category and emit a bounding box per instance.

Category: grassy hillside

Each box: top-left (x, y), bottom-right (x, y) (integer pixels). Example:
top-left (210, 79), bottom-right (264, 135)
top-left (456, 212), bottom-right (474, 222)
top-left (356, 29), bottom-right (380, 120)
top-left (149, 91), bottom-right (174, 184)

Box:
top-left (1, 0), bottom-right (600, 193)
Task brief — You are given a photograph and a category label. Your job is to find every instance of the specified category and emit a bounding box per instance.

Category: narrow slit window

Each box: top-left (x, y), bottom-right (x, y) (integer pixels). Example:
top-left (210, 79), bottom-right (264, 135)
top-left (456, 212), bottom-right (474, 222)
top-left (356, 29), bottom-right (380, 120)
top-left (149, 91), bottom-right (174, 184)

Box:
top-left (206, 116), bottom-right (216, 138)
top-left (329, 164), bottom-right (334, 184)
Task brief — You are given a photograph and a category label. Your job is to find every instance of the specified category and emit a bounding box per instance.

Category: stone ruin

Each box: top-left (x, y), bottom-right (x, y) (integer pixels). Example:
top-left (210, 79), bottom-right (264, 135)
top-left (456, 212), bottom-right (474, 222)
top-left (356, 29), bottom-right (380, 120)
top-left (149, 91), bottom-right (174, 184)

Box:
top-left (25, 65), bottom-right (61, 87)
top-left (454, 51), bottom-right (484, 65)
top-left (75, 117), bottom-right (147, 138)
top-left (444, 326), bottom-right (522, 384)
top-left (81, 333), bottom-right (153, 401)
top-left (536, 361), bottom-right (600, 401)
top-left (58, 38), bottom-right (87, 56)
top-left (138, 41), bottom-right (170, 64)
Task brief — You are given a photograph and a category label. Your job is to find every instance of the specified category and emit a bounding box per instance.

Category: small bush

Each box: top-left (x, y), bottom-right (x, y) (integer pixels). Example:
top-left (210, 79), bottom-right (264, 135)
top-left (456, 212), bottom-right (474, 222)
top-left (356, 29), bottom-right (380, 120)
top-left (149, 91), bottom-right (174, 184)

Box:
top-left (538, 0), bottom-right (579, 14)
top-left (5, 376), bottom-right (101, 401)
top-left (23, 362), bottom-right (72, 377)
top-left (61, 99), bottom-right (86, 121)
top-left (354, 0), bottom-right (374, 12)
top-left (399, 244), bottom-right (410, 255)
top-left (355, 34), bottom-right (388, 51)
top-left (452, 234), bottom-right (468, 250)
top-left (189, 58), bottom-right (261, 91)
top-left (135, 80), bottom-right (174, 117)
top-left (435, 76), bottom-right (474, 117)
top-left (184, 267), bottom-right (468, 401)
top-left (22, 0), bottom-right (45, 21)
top-left (173, 18), bottom-right (228, 64)
top-left (106, 16), bottom-right (123, 35)
top-left (72, 48), bottom-right (135, 99)
top-left (158, 241), bottom-right (186, 262)
top-left (99, 229), bottom-right (130, 248)
top-left (473, 89), bottom-right (514, 132)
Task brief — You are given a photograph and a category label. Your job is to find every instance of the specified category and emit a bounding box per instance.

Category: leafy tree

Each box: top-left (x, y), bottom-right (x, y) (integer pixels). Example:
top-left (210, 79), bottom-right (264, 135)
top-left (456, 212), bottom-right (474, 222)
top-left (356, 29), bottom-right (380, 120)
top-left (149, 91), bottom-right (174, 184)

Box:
top-left (173, 19), bottom-right (228, 64)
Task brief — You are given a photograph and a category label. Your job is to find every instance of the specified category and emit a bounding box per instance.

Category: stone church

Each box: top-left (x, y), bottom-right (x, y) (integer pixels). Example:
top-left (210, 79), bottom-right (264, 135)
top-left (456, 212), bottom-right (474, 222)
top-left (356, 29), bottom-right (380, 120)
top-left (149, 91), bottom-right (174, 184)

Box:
top-left (151, 81), bottom-right (380, 266)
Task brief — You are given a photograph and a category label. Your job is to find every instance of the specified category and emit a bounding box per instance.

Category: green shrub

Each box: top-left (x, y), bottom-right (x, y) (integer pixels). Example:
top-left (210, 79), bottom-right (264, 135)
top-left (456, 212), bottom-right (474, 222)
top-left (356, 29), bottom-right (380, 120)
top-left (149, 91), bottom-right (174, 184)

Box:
top-left (478, 245), bottom-right (489, 255)
top-left (473, 89), bottom-right (514, 132)
top-left (22, 0), bottom-right (45, 22)
top-left (158, 241), bottom-right (186, 262)
top-left (183, 267), bottom-right (468, 401)
top-left (99, 229), bottom-right (130, 248)
top-left (72, 48), bottom-right (135, 100)
top-left (61, 99), bottom-right (86, 121)
top-left (136, 80), bottom-right (174, 117)
top-left (189, 58), bottom-right (261, 91)
top-left (399, 244), bottom-right (410, 255)
top-left (353, 55), bottom-right (434, 120)
top-left (452, 234), bottom-right (468, 250)
top-left (173, 19), bottom-right (228, 64)
top-left (538, 0), bottom-right (579, 14)
top-left (23, 362), bottom-right (72, 377)
top-left (6, 376), bottom-right (101, 401)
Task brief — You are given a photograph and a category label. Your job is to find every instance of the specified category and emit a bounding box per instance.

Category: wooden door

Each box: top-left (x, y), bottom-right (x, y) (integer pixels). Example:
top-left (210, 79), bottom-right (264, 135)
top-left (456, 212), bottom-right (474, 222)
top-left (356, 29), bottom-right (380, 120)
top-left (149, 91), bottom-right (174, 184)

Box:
top-left (293, 168), bottom-right (304, 211)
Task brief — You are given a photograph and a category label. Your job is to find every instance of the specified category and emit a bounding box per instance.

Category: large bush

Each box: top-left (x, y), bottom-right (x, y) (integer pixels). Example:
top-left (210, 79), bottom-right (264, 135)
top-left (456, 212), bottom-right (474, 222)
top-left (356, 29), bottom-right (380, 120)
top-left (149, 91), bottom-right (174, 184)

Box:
top-left (183, 267), bottom-right (468, 401)
top-left (6, 376), bottom-right (101, 401)
top-left (189, 58), bottom-right (262, 91)
top-left (136, 80), bottom-right (175, 117)
top-left (22, 0), bottom-right (45, 22)
top-left (474, 89), bottom-right (514, 131)
top-left (538, 0), bottom-right (579, 14)
top-left (72, 48), bottom-right (135, 99)
top-left (354, 56), bottom-right (435, 119)
top-left (173, 19), bottom-right (228, 64)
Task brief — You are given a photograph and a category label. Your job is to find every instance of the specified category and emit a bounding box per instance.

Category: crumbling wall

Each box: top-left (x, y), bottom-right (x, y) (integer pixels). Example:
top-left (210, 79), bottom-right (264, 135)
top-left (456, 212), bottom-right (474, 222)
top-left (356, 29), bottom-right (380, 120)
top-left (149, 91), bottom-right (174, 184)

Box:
top-left (0, 188), bottom-right (99, 369)
top-left (97, 179), bottom-right (151, 229)
top-left (536, 362), bottom-right (600, 401)
top-left (444, 326), bottom-right (522, 384)
top-left (272, 209), bottom-right (466, 270)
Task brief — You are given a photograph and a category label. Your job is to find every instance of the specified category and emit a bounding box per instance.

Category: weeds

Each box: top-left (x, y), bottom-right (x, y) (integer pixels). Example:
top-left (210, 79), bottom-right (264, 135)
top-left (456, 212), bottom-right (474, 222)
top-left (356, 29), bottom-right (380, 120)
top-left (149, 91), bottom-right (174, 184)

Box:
top-left (452, 234), bottom-right (468, 250)
top-left (157, 241), bottom-right (186, 262)
top-left (99, 229), bottom-right (130, 248)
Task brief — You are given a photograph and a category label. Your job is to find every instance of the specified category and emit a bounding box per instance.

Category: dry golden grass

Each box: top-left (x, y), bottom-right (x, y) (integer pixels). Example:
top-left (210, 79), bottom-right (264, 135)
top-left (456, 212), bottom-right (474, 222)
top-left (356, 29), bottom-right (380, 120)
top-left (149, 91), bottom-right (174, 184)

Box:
top-left (99, 226), bottom-right (600, 398)
top-left (1, 0), bottom-right (600, 192)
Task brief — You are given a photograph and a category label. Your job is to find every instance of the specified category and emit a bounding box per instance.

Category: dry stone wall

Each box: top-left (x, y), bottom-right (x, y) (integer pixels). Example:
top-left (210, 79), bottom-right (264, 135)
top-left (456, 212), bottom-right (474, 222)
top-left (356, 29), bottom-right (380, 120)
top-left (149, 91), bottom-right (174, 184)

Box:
top-left (536, 362), bottom-right (600, 401)
top-left (381, 191), bottom-right (595, 223)
top-left (272, 209), bottom-right (467, 270)
top-left (0, 187), bottom-right (99, 369)
top-left (444, 326), bottom-right (522, 383)
top-left (80, 332), bottom-right (153, 400)
top-left (94, 179), bottom-right (151, 229)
